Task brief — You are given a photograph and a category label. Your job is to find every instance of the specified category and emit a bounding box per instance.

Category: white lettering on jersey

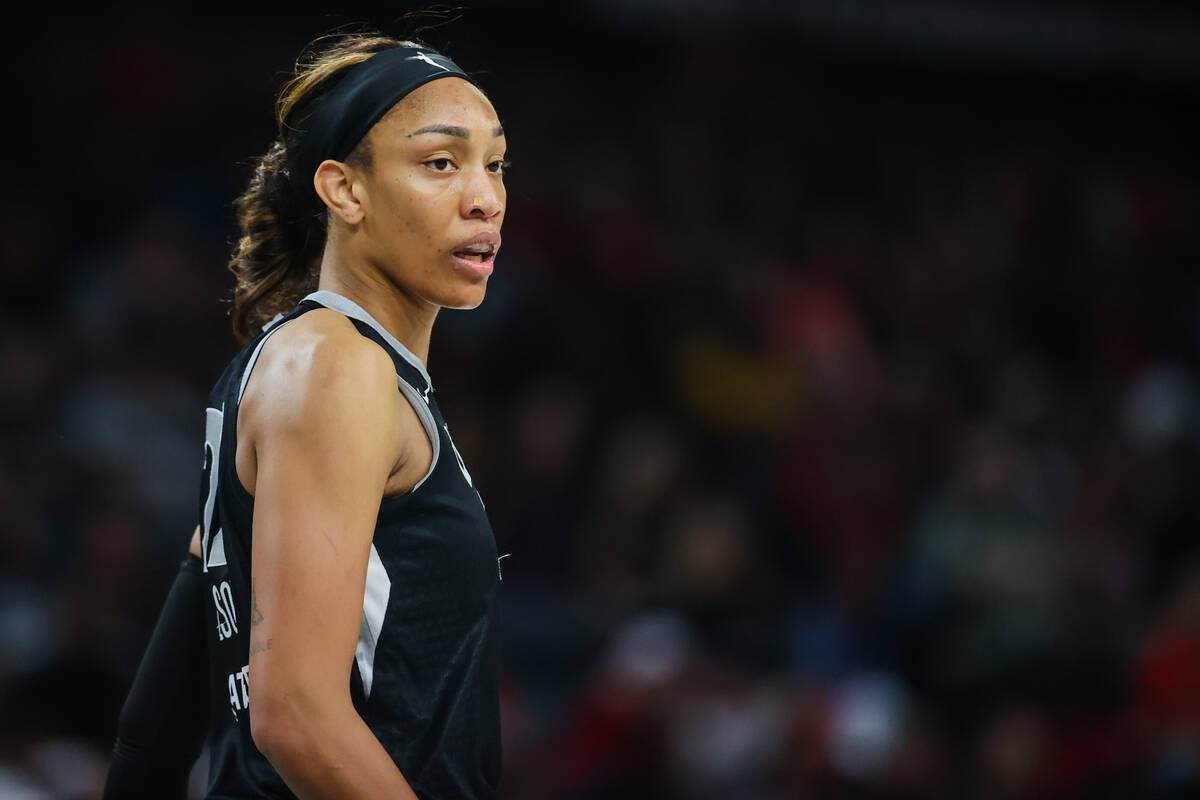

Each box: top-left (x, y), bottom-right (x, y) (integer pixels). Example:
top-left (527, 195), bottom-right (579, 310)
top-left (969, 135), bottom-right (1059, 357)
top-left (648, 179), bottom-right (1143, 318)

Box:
top-left (201, 406), bottom-right (225, 572)
top-left (227, 673), bottom-right (239, 717)
top-left (212, 580), bottom-right (239, 641)
top-left (227, 664), bottom-right (251, 719)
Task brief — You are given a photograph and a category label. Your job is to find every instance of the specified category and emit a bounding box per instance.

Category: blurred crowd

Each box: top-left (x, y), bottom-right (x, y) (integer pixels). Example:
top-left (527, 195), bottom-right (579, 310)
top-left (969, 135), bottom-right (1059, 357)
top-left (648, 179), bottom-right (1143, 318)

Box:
top-left (3, 6), bottom-right (1199, 799)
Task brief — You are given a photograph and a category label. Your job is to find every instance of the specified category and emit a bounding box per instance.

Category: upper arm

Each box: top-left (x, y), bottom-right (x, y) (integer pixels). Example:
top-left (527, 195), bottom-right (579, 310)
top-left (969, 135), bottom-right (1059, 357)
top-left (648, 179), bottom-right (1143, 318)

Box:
top-left (240, 320), bottom-right (403, 726)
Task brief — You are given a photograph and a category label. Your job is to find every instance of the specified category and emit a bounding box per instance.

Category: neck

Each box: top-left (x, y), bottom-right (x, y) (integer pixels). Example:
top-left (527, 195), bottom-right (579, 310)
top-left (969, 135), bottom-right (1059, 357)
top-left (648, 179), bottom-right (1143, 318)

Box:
top-left (316, 246), bottom-right (438, 365)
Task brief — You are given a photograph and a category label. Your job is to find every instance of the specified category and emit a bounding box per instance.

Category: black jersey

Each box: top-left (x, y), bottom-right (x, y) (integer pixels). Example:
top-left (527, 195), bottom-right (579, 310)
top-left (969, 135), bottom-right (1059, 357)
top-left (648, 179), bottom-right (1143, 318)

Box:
top-left (196, 290), bottom-right (502, 799)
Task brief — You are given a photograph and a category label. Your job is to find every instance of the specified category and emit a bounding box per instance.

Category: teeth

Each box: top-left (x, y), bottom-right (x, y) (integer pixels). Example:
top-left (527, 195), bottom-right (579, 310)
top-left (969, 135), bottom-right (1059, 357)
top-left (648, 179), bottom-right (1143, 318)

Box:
top-left (461, 243), bottom-right (492, 254)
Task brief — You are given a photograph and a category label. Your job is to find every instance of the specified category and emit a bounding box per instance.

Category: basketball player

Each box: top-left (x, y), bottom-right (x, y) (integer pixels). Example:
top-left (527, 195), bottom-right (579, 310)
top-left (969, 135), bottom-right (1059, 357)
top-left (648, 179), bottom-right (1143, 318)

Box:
top-left (103, 33), bottom-right (507, 799)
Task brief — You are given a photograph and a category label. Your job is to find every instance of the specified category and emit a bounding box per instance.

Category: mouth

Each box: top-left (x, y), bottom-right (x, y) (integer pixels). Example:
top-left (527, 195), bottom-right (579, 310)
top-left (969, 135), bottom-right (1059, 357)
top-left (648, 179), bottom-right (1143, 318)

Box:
top-left (450, 237), bottom-right (499, 261)
top-left (450, 233), bottom-right (500, 276)
top-left (449, 247), bottom-right (495, 277)
top-left (451, 246), bottom-right (494, 263)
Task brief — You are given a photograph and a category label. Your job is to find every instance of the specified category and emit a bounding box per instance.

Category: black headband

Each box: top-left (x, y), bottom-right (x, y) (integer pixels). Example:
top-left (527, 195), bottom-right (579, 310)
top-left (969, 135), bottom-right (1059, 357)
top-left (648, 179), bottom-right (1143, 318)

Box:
top-left (293, 46), bottom-right (475, 189)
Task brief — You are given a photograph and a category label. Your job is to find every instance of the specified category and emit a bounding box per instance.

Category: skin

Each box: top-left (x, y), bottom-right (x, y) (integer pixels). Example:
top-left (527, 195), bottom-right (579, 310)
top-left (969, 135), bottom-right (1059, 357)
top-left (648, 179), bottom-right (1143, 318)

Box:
top-left (224, 75), bottom-right (506, 799)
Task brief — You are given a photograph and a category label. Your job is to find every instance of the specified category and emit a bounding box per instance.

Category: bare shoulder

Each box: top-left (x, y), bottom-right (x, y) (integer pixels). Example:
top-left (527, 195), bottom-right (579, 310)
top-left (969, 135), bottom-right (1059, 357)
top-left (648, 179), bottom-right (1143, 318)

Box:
top-left (241, 309), bottom-right (400, 441)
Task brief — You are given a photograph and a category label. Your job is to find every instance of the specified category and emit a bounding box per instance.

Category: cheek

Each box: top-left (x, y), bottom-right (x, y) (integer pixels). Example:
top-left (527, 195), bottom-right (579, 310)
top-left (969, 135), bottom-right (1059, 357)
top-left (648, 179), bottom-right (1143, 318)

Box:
top-left (410, 187), bottom-right (464, 244)
top-left (380, 176), bottom-right (435, 239)
top-left (367, 168), bottom-right (461, 263)
top-left (374, 189), bottom-right (453, 272)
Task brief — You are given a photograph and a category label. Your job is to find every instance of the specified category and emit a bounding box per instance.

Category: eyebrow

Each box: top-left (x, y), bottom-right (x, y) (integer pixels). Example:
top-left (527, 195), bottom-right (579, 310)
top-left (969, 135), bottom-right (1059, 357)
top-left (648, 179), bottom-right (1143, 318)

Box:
top-left (407, 123), bottom-right (506, 139)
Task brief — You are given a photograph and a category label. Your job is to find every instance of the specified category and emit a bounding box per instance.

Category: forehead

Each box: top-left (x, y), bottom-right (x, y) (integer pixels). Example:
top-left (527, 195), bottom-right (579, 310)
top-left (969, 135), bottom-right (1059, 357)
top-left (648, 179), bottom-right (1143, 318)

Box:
top-left (387, 77), bottom-right (500, 133)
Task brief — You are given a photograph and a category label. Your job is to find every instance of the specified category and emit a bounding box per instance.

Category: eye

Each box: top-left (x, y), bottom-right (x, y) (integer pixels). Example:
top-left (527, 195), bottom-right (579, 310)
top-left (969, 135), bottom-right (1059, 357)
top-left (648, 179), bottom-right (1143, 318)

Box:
top-left (488, 159), bottom-right (511, 175)
top-left (425, 158), bottom-right (455, 172)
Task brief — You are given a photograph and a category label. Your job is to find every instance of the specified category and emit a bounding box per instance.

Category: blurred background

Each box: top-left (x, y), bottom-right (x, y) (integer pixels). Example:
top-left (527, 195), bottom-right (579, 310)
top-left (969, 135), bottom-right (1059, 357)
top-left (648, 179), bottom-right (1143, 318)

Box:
top-left (3, 1), bottom-right (1200, 798)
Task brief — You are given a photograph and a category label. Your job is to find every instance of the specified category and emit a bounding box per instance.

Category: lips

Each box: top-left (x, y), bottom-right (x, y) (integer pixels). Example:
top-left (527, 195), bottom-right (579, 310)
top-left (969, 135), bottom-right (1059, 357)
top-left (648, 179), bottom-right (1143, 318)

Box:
top-left (451, 232), bottom-right (501, 262)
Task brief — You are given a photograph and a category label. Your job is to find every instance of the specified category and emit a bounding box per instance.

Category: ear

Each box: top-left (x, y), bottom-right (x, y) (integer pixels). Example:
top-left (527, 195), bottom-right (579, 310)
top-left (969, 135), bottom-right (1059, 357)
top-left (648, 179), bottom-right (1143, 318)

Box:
top-left (313, 160), bottom-right (364, 225)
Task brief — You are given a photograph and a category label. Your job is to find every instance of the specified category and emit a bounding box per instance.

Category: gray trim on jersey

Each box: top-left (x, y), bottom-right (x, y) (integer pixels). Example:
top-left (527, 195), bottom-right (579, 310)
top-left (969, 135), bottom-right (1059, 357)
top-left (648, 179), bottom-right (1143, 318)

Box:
top-left (239, 294), bottom-right (440, 490)
top-left (206, 529), bottom-right (227, 569)
top-left (262, 311), bottom-right (286, 332)
top-left (355, 543), bottom-right (391, 701)
top-left (395, 379), bottom-right (441, 492)
top-left (237, 317), bottom-right (299, 405)
top-left (303, 290), bottom-right (434, 389)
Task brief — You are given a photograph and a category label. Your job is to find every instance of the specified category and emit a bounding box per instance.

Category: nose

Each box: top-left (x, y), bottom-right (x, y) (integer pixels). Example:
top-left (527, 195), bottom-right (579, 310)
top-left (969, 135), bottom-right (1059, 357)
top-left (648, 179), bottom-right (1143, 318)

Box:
top-left (460, 168), bottom-right (503, 220)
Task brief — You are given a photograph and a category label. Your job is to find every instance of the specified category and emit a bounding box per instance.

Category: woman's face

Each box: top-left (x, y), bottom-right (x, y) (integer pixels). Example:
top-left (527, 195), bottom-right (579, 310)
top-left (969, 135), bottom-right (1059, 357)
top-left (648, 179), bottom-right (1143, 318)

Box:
top-left (353, 76), bottom-right (507, 310)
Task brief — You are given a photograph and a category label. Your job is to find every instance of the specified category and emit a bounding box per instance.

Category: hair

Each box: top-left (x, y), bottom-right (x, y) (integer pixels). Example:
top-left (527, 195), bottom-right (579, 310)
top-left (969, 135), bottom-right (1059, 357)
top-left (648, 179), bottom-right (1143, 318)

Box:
top-left (228, 32), bottom-right (423, 342)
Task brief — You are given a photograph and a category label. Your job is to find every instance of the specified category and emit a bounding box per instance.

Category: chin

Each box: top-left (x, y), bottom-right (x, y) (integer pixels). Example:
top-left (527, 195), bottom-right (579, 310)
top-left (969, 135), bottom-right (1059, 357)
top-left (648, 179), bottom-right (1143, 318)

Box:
top-left (440, 285), bottom-right (488, 311)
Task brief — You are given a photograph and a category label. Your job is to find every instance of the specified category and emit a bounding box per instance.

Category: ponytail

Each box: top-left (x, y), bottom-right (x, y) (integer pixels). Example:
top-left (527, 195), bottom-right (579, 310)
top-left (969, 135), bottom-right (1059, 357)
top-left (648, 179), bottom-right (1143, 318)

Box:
top-left (227, 33), bottom-right (417, 342)
top-left (228, 139), bottom-right (323, 342)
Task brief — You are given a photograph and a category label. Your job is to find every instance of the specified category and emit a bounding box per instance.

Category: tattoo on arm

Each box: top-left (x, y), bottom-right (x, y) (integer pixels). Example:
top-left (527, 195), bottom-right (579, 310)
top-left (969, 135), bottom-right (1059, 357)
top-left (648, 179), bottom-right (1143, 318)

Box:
top-left (250, 579), bottom-right (265, 627)
top-left (250, 638), bottom-right (272, 656)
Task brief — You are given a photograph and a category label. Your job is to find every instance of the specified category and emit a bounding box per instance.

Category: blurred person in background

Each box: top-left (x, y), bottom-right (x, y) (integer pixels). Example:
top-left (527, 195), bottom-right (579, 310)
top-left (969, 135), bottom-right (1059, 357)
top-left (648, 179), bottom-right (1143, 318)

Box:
top-left (101, 30), bottom-right (508, 799)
